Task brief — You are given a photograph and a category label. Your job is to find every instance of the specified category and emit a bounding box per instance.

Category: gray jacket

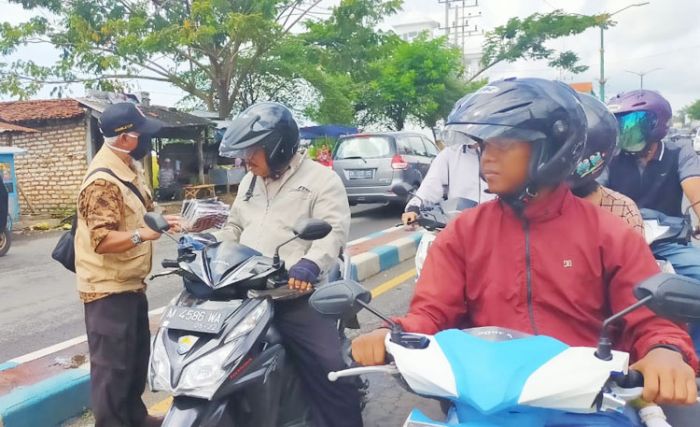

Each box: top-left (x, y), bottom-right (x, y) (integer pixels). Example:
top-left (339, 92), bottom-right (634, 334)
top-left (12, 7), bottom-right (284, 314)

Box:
top-left (216, 153), bottom-right (350, 274)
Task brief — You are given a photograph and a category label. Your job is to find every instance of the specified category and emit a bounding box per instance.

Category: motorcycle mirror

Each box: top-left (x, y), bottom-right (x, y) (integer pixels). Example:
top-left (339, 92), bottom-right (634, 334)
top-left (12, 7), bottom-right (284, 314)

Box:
top-left (309, 280), bottom-right (372, 317)
top-left (391, 182), bottom-right (413, 198)
top-left (144, 213), bottom-right (170, 233)
top-left (293, 218), bottom-right (332, 241)
top-left (634, 273), bottom-right (700, 322)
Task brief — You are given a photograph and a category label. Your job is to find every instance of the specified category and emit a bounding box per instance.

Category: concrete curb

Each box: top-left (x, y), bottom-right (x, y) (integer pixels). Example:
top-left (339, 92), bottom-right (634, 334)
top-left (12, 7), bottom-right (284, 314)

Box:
top-left (348, 227), bottom-right (424, 281)
top-left (0, 227), bottom-right (424, 427)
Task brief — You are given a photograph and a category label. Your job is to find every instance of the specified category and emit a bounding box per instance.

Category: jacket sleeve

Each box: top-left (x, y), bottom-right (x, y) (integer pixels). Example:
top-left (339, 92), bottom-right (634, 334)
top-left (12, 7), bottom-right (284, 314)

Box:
top-left (603, 222), bottom-right (698, 370)
top-left (304, 172), bottom-right (351, 274)
top-left (406, 148), bottom-right (450, 211)
top-left (394, 216), bottom-right (468, 334)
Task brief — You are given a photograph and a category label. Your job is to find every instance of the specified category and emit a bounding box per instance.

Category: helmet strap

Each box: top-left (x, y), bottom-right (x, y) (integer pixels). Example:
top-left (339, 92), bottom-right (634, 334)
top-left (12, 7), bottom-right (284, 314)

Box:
top-left (244, 176), bottom-right (257, 202)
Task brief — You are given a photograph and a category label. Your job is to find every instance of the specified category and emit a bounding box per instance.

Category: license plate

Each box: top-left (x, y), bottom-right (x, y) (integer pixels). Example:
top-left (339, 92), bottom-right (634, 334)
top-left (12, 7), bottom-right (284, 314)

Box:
top-left (349, 169), bottom-right (373, 179)
top-left (162, 307), bottom-right (227, 334)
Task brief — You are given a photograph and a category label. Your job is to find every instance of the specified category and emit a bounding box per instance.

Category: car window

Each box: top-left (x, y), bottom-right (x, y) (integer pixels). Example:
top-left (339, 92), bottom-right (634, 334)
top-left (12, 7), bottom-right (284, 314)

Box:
top-left (423, 139), bottom-right (439, 157)
top-left (335, 136), bottom-right (392, 159)
top-left (396, 137), bottom-right (413, 155)
top-left (408, 136), bottom-right (428, 156)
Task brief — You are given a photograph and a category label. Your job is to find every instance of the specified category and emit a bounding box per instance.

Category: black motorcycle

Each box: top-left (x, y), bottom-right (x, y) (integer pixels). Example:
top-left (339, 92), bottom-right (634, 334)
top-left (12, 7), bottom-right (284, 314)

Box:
top-left (145, 213), bottom-right (355, 427)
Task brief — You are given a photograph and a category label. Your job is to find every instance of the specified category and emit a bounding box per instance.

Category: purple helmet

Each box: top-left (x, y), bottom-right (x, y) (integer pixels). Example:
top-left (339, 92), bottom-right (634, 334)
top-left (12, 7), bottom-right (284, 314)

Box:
top-left (607, 90), bottom-right (671, 154)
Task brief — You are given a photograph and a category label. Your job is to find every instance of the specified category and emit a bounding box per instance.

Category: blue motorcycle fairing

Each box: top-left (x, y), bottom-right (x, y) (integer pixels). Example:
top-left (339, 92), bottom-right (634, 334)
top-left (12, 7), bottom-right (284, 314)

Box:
top-left (434, 329), bottom-right (568, 414)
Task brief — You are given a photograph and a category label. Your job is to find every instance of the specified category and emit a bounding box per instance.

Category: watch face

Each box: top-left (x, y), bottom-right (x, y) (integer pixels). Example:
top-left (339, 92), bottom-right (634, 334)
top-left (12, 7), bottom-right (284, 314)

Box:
top-left (132, 232), bottom-right (141, 245)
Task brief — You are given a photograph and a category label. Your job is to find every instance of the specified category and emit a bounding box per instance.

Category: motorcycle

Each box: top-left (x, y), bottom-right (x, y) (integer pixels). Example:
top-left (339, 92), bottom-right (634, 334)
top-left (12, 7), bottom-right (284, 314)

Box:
top-left (310, 274), bottom-right (700, 427)
top-left (144, 213), bottom-right (355, 427)
top-left (642, 202), bottom-right (700, 274)
top-left (0, 215), bottom-right (11, 257)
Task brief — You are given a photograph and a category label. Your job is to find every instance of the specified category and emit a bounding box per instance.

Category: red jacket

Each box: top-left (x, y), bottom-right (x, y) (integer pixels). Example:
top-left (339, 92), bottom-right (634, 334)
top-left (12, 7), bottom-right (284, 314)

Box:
top-left (396, 185), bottom-right (698, 369)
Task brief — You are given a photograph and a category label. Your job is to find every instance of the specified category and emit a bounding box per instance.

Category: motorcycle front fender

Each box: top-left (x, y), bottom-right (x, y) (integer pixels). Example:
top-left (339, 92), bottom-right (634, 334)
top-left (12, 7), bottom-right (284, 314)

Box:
top-left (162, 396), bottom-right (234, 427)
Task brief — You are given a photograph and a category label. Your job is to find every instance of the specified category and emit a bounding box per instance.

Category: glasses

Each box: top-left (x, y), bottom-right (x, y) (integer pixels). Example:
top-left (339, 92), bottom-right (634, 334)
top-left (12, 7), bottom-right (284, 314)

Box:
top-left (617, 111), bottom-right (656, 153)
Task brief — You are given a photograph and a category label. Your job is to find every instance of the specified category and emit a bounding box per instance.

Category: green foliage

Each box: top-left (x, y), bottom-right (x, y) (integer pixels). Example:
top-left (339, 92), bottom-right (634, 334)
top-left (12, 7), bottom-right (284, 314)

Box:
top-left (477, 9), bottom-right (610, 80)
top-left (687, 100), bottom-right (700, 121)
top-left (366, 34), bottom-right (465, 131)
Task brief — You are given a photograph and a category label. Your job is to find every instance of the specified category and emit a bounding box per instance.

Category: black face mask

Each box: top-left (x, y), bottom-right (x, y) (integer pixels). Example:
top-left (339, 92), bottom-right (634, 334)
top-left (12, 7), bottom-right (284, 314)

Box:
top-left (130, 134), bottom-right (152, 160)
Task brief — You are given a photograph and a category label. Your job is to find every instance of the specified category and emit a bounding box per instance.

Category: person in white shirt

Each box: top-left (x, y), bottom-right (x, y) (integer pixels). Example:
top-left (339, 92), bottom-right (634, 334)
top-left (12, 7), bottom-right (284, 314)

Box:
top-left (402, 141), bottom-right (495, 225)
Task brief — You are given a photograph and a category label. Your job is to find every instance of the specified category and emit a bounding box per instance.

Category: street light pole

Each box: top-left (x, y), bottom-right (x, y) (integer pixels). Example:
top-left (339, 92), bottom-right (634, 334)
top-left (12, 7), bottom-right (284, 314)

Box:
top-left (626, 68), bottom-right (662, 90)
top-left (598, 2), bottom-right (650, 101)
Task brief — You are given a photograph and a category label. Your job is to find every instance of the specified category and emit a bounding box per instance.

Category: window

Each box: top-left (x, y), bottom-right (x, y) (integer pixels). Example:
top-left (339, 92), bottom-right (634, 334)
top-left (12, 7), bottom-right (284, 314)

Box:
top-left (423, 139), bottom-right (439, 157)
top-left (335, 136), bottom-right (392, 159)
top-left (408, 136), bottom-right (428, 156)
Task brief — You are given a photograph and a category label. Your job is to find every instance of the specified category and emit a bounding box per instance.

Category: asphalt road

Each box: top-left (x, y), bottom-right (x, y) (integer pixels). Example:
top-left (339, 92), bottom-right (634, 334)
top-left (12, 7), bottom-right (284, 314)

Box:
top-left (0, 202), bottom-right (401, 362)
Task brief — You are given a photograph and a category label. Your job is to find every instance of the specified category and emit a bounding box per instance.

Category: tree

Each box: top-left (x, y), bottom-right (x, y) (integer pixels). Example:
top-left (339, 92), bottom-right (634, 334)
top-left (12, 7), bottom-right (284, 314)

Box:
top-left (366, 34), bottom-right (465, 131)
top-left (299, 0), bottom-right (402, 125)
top-left (0, 0), bottom-right (325, 118)
top-left (686, 100), bottom-right (700, 121)
top-left (475, 10), bottom-right (611, 81)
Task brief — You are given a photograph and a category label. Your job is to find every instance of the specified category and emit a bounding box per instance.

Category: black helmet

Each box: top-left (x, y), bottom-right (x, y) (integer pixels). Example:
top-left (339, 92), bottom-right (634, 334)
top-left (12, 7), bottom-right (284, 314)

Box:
top-left (219, 102), bottom-right (300, 175)
top-left (446, 77), bottom-right (587, 197)
top-left (568, 93), bottom-right (619, 194)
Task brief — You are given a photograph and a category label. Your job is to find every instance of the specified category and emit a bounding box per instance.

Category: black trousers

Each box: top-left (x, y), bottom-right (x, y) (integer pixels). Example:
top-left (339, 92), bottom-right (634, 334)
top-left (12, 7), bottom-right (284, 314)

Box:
top-left (85, 292), bottom-right (150, 427)
top-left (275, 298), bottom-right (363, 427)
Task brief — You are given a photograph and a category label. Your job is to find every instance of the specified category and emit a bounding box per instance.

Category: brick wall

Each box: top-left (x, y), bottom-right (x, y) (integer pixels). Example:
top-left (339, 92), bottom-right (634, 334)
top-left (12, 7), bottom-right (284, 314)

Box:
top-left (2, 118), bottom-right (88, 216)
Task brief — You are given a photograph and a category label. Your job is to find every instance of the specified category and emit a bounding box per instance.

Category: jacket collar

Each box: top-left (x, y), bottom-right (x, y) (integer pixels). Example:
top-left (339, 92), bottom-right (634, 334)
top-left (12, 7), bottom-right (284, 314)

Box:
top-left (93, 145), bottom-right (138, 183)
top-left (501, 184), bottom-right (571, 223)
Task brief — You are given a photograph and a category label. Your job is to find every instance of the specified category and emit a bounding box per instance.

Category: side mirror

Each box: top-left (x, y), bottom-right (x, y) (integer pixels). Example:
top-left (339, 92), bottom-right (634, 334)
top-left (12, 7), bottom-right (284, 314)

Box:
top-left (309, 280), bottom-right (372, 317)
top-left (293, 218), bottom-right (332, 241)
top-left (391, 182), bottom-right (413, 198)
top-left (144, 213), bottom-right (169, 233)
top-left (634, 273), bottom-right (700, 322)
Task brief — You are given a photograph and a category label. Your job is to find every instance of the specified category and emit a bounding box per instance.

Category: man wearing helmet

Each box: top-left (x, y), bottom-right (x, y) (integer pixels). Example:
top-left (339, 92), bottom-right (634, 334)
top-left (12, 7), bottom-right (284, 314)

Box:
top-left (216, 102), bottom-right (362, 427)
top-left (569, 93), bottom-right (644, 236)
top-left (352, 78), bottom-right (697, 407)
top-left (401, 93), bottom-right (495, 226)
top-left (603, 90), bottom-right (700, 355)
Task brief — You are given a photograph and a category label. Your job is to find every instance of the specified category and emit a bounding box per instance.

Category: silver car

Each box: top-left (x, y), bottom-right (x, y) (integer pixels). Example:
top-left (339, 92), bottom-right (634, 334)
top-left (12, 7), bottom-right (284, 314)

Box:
top-left (332, 132), bottom-right (438, 205)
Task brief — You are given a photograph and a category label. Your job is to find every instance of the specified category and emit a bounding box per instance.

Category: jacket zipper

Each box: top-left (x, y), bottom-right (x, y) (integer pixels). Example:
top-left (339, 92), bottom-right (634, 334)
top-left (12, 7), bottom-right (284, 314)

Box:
top-left (523, 220), bottom-right (539, 335)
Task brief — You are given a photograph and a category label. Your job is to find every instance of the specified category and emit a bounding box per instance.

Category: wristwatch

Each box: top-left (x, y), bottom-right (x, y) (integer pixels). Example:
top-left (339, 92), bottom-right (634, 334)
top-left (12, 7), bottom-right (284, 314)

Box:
top-left (131, 230), bottom-right (144, 246)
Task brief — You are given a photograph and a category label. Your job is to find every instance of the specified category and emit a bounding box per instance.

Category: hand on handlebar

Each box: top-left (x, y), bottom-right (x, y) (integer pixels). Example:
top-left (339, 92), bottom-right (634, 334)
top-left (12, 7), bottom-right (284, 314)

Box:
top-left (630, 347), bottom-right (697, 405)
top-left (402, 212), bottom-right (418, 228)
top-left (352, 328), bottom-right (390, 366)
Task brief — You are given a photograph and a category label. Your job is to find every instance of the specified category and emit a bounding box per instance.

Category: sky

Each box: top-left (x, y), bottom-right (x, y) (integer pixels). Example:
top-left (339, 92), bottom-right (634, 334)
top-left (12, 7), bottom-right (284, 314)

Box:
top-left (1, 0), bottom-right (699, 114)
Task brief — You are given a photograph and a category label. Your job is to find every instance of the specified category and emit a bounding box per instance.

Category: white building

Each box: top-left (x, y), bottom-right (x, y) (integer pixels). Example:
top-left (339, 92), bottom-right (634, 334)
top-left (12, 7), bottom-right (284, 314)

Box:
top-left (392, 20), bottom-right (441, 42)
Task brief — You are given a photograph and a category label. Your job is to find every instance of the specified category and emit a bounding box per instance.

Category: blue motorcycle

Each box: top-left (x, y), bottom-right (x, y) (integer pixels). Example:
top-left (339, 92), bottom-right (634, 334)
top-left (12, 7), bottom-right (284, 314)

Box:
top-left (310, 274), bottom-right (700, 427)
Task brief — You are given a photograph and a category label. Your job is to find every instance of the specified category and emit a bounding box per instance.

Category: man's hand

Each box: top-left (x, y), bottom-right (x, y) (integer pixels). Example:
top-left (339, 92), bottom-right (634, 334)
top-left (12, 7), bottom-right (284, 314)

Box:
top-left (352, 328), bottom-right (390, 366)
top-left (163, 214), bottom-right (183, 233)
top-left (288, 258), bottom-right (319, 293)
top-left (402, 211), bottom-right (418, 227)
top-left (631, 347), bottom-right (697, 405)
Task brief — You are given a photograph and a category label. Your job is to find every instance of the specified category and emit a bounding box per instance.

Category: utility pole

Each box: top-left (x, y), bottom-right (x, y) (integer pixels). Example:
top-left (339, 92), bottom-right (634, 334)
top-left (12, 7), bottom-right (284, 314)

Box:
top-left (438, 0), bottom-right (483, 75)
top-left (625, 68), bottom-right (662, 91)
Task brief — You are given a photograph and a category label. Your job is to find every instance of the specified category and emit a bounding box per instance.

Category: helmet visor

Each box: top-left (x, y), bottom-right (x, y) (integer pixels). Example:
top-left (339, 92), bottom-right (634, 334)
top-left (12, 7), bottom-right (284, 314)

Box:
top-left (617, 111), bottom-right (656, 153)
top-left (446, 123), bottom-right (546, 144)
top-left (442, 128), bottom-right (477, 147)
top-left (219, 145), bottom-right (263, 160)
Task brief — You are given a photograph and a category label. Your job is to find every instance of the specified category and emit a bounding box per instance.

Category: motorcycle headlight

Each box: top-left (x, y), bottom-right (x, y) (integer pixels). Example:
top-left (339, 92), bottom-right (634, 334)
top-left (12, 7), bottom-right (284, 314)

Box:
top-left (149, 333), bottom-right (171, 392)
top-left (176, 340), bottom-right (239, 398)
top-left (224, 301), bottom-right (269, 344)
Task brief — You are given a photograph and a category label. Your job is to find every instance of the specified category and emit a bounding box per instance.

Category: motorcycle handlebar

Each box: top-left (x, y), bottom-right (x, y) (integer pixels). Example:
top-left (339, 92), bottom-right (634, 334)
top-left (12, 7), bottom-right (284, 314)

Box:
top-left (613, 369), bottom-right (644, 388)
top-left (161, 259), bottom-right (179, 269)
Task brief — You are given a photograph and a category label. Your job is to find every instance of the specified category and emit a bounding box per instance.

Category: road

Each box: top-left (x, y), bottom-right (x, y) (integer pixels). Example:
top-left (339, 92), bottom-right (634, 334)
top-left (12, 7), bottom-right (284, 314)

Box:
top-left (64, 260), bottom-right (443, 427)
top-left (0, 203), bottom-right (402, 362)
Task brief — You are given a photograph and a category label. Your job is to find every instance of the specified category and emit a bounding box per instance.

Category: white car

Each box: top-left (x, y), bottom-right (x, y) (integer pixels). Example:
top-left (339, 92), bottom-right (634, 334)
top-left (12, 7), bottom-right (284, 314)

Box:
top-left (693, 128), bottom-right (700, 153)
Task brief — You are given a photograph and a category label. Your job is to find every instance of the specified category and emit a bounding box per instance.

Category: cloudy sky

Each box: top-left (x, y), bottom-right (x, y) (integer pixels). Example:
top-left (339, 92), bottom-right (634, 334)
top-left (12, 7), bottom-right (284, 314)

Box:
top-left (2, 0), bottom-right (699, 112)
